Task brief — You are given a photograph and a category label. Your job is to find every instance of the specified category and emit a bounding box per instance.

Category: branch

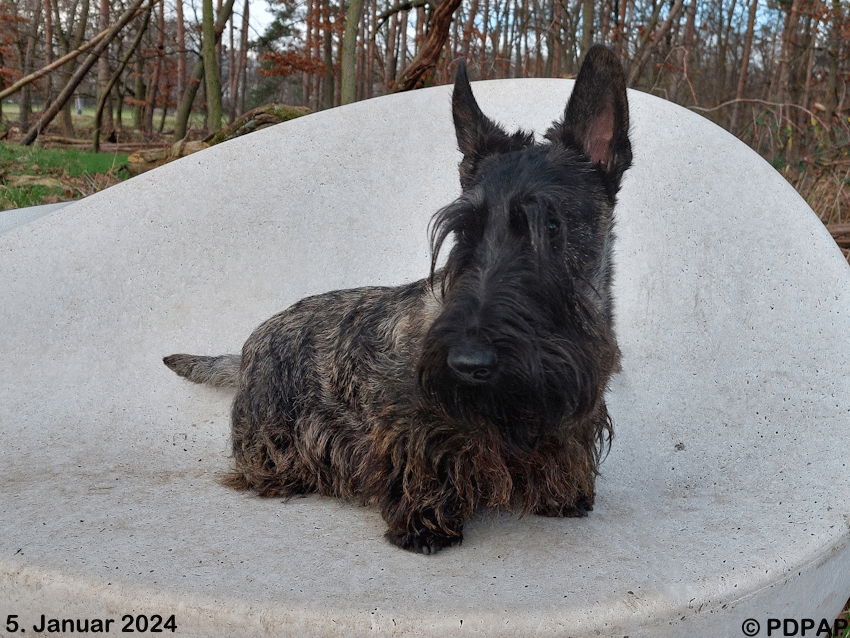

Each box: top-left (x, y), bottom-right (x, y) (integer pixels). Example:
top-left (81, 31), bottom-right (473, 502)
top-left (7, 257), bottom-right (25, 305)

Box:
top-left (375, 0), bottom-right (435, 31)
top-left (0, 4), bottom-right (146, 102)
top-left (393, 0), bottom-right (462, 92)
top-left (93, 0), bottom-right (153, 152)
top-left (689, 98), bottom-right (830, 132)
top-left (21, 0), bottom-right (152, 145)
top-left (627, 0), bottom-right (685, 86)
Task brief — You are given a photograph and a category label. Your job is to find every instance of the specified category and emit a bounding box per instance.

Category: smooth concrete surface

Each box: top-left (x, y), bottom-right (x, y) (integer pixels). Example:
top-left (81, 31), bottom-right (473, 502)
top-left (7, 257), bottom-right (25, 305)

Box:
top-left (0, 201), bottom-right (72, 235)
top-left (2, 81), bottom-right (849, 637)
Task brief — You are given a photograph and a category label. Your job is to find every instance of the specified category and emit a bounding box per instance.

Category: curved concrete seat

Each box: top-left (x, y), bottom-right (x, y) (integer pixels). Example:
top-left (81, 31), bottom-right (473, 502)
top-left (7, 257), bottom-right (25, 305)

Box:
top-left (0, 201), bottom-right (73, 235)
top-left (2, 80), bottom-right (849, 637)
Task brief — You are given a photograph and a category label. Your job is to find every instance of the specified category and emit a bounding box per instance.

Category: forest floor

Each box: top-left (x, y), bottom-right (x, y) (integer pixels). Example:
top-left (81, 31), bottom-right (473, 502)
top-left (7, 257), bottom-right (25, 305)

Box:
top-left (0, 105), bottom-right (189, 210)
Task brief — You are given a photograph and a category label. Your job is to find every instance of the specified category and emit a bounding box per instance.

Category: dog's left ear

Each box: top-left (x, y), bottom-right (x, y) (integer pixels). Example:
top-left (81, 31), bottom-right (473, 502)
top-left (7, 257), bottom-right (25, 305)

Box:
top-left (547, 45), bottom-right (632, 199)
top-left (452, 60), bottom-right (534, 189)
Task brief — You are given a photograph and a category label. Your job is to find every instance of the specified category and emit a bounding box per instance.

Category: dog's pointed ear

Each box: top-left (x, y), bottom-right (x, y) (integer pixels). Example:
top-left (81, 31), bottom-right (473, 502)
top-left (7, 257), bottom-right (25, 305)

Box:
top-left (452, 60), bottom-right (534, 189)
top-left (547, 45), bottom-right (632, 198)
top-left (452, 60), bottom-right (491, 160)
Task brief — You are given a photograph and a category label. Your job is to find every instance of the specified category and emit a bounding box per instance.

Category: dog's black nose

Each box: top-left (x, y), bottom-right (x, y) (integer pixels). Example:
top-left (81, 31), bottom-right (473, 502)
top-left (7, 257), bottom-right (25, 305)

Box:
top-left (447, 346), bottom-right (498, 383)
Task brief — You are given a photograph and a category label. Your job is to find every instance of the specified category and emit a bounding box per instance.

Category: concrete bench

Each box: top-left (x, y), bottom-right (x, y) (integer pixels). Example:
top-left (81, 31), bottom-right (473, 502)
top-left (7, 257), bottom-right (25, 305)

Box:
top-left (2, 78), bottom-right (848, 637)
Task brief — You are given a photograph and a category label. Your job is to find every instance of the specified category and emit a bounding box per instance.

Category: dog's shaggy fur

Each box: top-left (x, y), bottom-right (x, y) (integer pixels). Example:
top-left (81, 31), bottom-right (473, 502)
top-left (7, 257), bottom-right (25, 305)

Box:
top-left (164, 45), bottom-right (631, 554)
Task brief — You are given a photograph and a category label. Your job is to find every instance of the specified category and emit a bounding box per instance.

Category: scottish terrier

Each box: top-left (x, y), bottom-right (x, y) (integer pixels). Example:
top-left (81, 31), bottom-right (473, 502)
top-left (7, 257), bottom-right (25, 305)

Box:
top-left (164, 45), bottom-right (631, 554)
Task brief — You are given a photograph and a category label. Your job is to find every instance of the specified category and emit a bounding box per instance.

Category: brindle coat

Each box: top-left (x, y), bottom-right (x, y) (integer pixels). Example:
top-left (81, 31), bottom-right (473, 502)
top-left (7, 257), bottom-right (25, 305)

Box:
top-left (164, 45), bottom-right (632, 554)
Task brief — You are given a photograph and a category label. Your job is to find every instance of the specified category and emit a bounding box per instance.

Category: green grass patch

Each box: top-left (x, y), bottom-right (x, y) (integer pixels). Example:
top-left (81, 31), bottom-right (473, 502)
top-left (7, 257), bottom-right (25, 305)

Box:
top-left (0, 144), bottom-right (128, 177)
top-left (0, 142), bottom-right (129, 210)
top-left (1, 184), bottom-right (58, 209)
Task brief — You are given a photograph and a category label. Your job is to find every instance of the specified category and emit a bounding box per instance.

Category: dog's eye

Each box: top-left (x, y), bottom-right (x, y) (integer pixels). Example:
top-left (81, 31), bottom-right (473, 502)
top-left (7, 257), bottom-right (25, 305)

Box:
top-left (546, 217), bottom-right (562, 238)
top-left (456, 223), bottom-right (476, 243)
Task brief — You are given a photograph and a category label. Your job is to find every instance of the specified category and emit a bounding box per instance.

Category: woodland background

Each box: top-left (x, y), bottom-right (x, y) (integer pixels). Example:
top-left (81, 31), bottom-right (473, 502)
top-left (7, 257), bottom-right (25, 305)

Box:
top-left (0, 0), bottom-right (848, 229)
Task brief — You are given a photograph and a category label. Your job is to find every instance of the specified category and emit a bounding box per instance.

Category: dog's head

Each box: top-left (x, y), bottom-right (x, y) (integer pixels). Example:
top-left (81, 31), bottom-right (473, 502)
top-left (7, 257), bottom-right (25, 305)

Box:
top-left (418, 46), bottom-right (630, 448)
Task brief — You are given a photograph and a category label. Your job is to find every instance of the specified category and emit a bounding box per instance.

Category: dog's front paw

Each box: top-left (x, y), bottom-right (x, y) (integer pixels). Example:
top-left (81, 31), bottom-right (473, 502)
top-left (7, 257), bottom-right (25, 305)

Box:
top-left (385, 528), bottom-right (463, 555)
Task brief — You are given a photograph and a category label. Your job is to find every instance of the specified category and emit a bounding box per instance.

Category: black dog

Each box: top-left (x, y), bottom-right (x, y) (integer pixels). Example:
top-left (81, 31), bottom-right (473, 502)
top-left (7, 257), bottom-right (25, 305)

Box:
top-left (164, 45), bottom-right (631, 554)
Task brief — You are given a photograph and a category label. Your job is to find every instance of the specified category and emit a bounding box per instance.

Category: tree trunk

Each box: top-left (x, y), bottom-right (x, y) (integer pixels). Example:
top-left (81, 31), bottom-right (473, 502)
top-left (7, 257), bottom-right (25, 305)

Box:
top-left (43, 0), bottom-right (55, 103)
top-left (172, 0), bottom-right (237, 141)
top-left (144, 0), bottom-right (166, 134)
top-left (341, 0), bottom-right (365, 104)
top-left (158, 71), bottom-right (171, 132)
top-left (365, 0), bottom-right (375, 98)
top-left (580, 0), bottom-right (593, 62)
top-left (60, 0), bottom-right (91, 137)
top-left (15, 0), bottom-right (42, 129)
top-left (227, 14), bottom-right (236, 123)
top-left (394, 0), bottom-right (463, 90)
top-left (776, 0), bottom-right (802, 118)
top-left (480, 0), bottom-right (489, 77)
top-left (669, 0), bottom-right (696, 104)
top-left (627, 0), bottom-right (684, 86)
top-left (173, 63), bottom-right (203, 141)
top-left (399, 9), bottom-right (408, 75)
top-left (96, 0), bottom-right (114, 138)
top-left (322, 0), bottom-right (335, 109)
top-left (176, 0), bottom-right (187, 97)
top-left (614, 0), bottom-right (628, 58)
top-left (312, 0), bottom-right (322, 110)
top-left (824, 0), bottom-right (842, 119)
top-left (236, 0), bottom-right (249, 114)
top-left (134, 54), bottom-right (145, 130)
top-left (599, 0), bottom-right (611, 44)
top-left (730, 0), bottom-right (758, 134)
top-left (461, 0), bottom-right (478, 61)
top-left (202, 0), bottom-right (223, 132)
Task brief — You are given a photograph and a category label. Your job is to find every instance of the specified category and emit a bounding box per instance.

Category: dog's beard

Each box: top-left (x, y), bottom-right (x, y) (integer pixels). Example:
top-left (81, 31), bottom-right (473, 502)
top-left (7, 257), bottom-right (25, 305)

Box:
top-left (416, 326), bottom-right (602, 451)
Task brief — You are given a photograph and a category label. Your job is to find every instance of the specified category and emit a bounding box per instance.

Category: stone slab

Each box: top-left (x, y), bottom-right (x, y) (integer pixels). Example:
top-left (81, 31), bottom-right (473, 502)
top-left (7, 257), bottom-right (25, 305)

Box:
top-left (1, 80), bottom-right (849, 637)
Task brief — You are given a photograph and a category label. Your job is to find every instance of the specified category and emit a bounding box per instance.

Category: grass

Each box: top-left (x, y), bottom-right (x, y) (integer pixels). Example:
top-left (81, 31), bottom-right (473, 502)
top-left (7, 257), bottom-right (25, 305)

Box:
top-left (841, 601), bottom-right (850, 638)
top-left (0, 103), bottom-right (213, 210)
top-left (738, 107), bottom-right (850, 226)
top-left (0, 142), bottom-right (129, 210)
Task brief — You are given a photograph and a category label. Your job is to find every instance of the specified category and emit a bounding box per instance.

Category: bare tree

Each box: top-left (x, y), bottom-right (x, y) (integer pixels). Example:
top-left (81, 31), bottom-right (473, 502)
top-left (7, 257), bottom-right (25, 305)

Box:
top-left (730, 0), bottom-right (758, 133)
top-left (143, 0), bottom-right (166, 134)
top-left (394, 0), bottom-right (463, 90)
top-left (94, 0), bottom-right (152, 151)
top-left (96, 0), bottom-right (114, 138)
top-left (21, 0), bottom-right (149, 144)
top-left (203, 0), bottom-right (223, 130)
top-left (341, 0), bottom-right (365, 104)
top-left (175, 0), bottom-right (187, 97)
top-left (172, 0), bottom-right (236, 141)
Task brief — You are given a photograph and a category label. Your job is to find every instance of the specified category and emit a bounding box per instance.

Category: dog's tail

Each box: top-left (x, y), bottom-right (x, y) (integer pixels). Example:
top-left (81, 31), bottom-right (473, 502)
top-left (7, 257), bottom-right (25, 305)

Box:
top-left (163, 353), bottom-right (240, 388)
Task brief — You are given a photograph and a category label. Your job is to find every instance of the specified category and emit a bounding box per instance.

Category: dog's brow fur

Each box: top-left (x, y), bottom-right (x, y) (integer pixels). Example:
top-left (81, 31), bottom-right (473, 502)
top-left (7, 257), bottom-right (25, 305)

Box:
top-left (163, 45), bottom-right (631, 555)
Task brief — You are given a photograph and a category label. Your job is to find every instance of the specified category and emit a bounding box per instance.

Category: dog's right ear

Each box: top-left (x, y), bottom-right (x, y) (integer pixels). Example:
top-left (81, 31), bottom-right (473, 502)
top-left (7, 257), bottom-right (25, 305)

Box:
top-left (452, 60), bottom-right (534, 189)
top-left (545, 45), bottom-right (632, 200)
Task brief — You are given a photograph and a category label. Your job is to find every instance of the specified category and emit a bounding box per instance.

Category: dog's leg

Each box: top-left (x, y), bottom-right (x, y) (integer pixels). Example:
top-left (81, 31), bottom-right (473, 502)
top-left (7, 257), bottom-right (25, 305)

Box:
top-left (530, 400), bottom-right (612, 519)
top-left (371, 439), bottom-right (466, 554)
top-left (381, 496), bottom-right (465, 555)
